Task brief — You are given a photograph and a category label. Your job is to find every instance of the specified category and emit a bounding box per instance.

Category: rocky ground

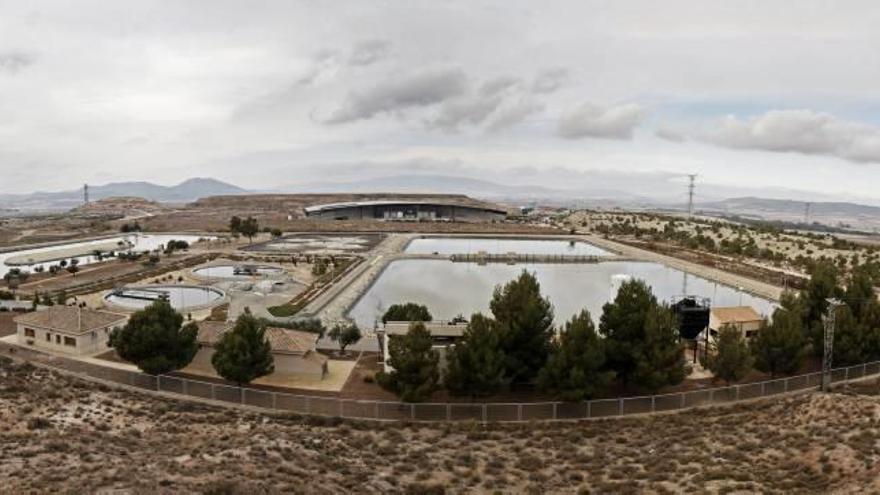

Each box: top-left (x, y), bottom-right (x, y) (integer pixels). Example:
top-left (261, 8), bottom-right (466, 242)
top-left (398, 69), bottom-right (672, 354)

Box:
top-left (2, 356), bottom-right (880, 494)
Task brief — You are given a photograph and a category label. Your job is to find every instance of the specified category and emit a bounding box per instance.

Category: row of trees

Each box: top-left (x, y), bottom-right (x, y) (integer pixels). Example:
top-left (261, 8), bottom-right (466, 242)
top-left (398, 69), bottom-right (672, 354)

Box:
top-left (377, 272), bottom-right (688, 402)
top-left (229, 216), bottom-right (259, 242)
top-left (109, 300), bottom-right (365, 384)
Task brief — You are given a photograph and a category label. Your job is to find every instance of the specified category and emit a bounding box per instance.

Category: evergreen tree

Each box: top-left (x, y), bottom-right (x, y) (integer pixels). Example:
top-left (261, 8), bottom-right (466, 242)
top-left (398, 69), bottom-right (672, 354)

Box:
top-left (109, 300), bottom-right (199, 375)
top-left (377, 321), bottom-right (439, 402)
top-left (382, 302), bottom-right (433, 323)
top-left (802, 261), bottom-right (842, 354)
top-left (630, 305), bottom-right (687, 392)
top-left (537, 310), bottom-right (613, 401)
top-left (445, 313), bottom-right (507, 397)
top-left (751, 304), bottom-right (807, 377)
top-left (490, 270), bottom-right (554, 383)
top-left (328, 322), bottom-right (362, 355)
top-left (599, 279), bottom-right (682, 388)
top-left (239, 216), bottom-right (259, 243)
top-left (704, 324), bottom-right (753, 385)
top-left (211, 310), bottom-right (274, 385)
top-left (229, 216), bottom-right (242, 233)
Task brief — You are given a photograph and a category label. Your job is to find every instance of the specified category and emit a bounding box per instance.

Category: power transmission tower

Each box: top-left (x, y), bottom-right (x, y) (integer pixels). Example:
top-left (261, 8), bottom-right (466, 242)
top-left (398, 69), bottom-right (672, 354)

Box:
top-left (686, 174), bottom-right (697, 218)
top-left (822, 298), bottom-right (843, 392)
top-left (83, 184), bottom-right (89, 204)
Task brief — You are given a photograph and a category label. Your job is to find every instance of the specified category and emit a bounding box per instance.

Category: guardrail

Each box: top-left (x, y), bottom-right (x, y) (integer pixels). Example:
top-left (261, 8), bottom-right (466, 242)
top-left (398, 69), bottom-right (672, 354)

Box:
top-left (33, 352), bottom-right (880, 422)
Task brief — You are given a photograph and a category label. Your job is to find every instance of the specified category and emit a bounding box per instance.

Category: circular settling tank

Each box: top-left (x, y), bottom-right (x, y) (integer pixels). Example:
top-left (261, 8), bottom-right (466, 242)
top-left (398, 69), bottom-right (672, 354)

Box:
top-left (104, 285), bottom-right (225, 311)
top-left (192, 264), bottom-right (284, 280)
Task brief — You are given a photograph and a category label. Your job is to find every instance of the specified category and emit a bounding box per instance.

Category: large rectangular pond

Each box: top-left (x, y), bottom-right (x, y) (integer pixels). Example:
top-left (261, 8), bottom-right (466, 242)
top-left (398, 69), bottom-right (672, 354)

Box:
top-left (405, 237), bottom-right (611, 256)
top-left (0, 234), bottom-right (213, 278)
top-left (349, 259), bottom-right (776, 328)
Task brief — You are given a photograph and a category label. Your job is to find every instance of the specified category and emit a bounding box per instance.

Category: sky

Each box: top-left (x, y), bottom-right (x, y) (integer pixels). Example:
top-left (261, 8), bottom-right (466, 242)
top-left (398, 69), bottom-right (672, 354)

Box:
top-left (2, 1), bottom-right (880, 203)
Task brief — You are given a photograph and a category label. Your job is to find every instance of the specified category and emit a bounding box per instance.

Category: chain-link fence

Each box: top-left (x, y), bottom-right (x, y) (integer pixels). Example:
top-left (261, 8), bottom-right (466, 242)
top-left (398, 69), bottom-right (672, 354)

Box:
top-left (56, 358), bottom-right (880, 422)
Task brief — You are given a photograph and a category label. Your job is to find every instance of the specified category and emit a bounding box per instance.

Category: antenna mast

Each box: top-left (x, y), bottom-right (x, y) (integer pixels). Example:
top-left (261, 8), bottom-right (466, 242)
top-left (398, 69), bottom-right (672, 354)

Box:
top-left (686, 174), bottom-right (697, 218)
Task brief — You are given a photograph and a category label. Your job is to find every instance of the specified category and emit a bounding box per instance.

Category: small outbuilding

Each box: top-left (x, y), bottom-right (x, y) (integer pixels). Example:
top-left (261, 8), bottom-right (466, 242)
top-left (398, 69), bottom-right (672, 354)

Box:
top-left (709, 306), bottom-right (763, 340)
top-left (193, 321), bottom-right (328, 379)
top-left (377, 320), bottom-right (469, 373)
top-left (14, 306), bottom-right (128, 355)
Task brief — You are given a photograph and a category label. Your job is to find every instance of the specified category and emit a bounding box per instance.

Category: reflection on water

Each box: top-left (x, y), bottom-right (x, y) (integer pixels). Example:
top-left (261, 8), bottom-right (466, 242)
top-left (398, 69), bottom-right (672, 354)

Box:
top-left (405, 237), bottom-right (611, 256)
top-left (349, 260), bottom-right (776, 328)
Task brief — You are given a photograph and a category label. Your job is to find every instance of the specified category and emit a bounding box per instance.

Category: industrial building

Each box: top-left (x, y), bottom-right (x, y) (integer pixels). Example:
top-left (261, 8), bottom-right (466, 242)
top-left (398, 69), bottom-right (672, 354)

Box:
top-left (303, 200), bottom-right (507, 222)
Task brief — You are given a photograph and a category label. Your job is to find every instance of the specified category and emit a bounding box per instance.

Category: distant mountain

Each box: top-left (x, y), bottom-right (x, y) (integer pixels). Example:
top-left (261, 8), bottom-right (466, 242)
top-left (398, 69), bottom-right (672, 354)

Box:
top-left (697, 197), bottom-right (880, 231)
top-left (0, 178), bottom-right (247, 211)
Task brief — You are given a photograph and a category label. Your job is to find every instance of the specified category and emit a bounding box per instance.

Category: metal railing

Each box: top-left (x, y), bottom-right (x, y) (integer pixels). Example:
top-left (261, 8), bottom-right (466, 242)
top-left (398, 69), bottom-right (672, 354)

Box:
top-left (50, 356), bottom-right (880, 422)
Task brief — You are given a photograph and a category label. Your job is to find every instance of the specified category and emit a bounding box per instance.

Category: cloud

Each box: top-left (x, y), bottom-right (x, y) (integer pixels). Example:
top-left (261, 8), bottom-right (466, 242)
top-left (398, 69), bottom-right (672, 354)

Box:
top-left (0, 52), bottom-right (34, 74)
top-left (480, 75), bottom-right (521, 96)
top-left (655, 127), bottom-right (686, 143)
top-left (297, 49), bottom-right (342, 86)
top-left (531, 68), bottom-right (569, 94)
top-left (325, 67), bottom-right (468, 124)
top-left (701, 109), bottom-right (880, 164)
top-left (427, 94), bottom-right (505, 131)
top-left (557, 102), bottom-right (644, 140)
top-left (349, 39), bottom-right (392, 66)
top-left (486, 97), bottom-right (544, 131)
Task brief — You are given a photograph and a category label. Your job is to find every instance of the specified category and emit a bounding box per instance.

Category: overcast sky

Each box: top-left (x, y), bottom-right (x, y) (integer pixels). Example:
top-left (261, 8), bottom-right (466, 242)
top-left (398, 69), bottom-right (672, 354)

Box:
top-left (2, 1), bottom-right (880, 202)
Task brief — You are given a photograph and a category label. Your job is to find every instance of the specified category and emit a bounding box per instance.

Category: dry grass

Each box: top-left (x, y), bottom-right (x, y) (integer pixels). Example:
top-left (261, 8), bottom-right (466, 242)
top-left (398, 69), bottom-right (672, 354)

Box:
top-left (2, 356), bottom-right (880, 493)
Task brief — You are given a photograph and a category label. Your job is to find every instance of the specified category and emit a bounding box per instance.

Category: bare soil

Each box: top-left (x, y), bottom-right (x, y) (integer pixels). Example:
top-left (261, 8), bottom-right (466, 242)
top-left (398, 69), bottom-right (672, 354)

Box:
top-left (2, 356), bottom-right (879, 493)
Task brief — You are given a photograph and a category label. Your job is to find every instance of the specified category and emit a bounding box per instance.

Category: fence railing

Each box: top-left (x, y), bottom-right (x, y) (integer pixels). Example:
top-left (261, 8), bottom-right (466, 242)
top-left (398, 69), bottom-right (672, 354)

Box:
top-left (55, 357), bottom-right (880, 422)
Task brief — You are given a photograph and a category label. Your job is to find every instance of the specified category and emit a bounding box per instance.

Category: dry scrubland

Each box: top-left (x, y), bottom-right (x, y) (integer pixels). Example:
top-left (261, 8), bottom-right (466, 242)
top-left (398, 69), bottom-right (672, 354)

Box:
top-left (3, 357), bottom-right (880, 493)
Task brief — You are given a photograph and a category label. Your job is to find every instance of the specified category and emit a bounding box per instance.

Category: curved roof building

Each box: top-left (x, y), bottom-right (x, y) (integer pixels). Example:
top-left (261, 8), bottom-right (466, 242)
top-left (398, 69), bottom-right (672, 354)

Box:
top-left (303, 200), bottom-right (507, 222)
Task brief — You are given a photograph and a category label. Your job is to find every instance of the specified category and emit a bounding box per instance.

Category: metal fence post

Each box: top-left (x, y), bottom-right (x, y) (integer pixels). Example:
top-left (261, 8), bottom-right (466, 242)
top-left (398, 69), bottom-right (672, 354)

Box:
top-left (586, 401), bottom-right (591, 419)
top-left (446, 404), bottom-right (451, 421)
top-left (552, 403), bottom-right (557, 420)
top-left (784, 378), bottom-right (789, 393)
top-left (651, 396), bottom-right (656, 413)
top-left (845, 366), bottom-right (850, 382)
top-left (517, 404), bottom-right (522, 421)
top-left (375, 401), bottom-right (380, 419)
top-left (761, 382), bottom-right (766, 396)
top-left (618, 398), bottom-right (623, 415)
top-left (156, 375), bottom-right (160, 392)
top-left (735, 385), bottom-right (740, 401)
top-left (482, 404), bottom-right (487, 423)
top-left (240, 388), bottom-right (245, 405)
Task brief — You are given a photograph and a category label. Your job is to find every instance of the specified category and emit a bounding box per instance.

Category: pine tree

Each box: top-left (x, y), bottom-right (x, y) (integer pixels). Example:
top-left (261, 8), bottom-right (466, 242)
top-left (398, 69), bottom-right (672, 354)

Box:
top-left (830, 304), bottom-right (866, 366)
top-left (382, 302), bottom-right (433, 323)
top-left (537, 310), bottom-right (612, 401)
top-left (490, 270), bottom-right (554, 384)
top-left (630, 304), bottom-right (687, 392)
top-left (599, 279), bottom-right (680, 388)
top-left (751, 305), bottom-right (807, 377)
top-left (704, 324), bottom-right (753, 385)
top-left (109, 300), bottom-right (199, 375)
top-left (377, 321), bottom-right (439, 402)
top-left (211, 310), bottom-right (274, 385)
top-left (445, 313), bottom-right (507, 397)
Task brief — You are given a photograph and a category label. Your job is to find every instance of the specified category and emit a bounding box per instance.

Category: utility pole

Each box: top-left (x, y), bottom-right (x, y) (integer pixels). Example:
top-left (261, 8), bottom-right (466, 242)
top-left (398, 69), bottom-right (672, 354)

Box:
top-left (804, 202), bottom-right (811, 224)
top-left (686, 174), bottom-right (697, 219)
top-left (83, 183), bottom-right (89, 205)
top-left (822, 298), bottom-right (843, 392)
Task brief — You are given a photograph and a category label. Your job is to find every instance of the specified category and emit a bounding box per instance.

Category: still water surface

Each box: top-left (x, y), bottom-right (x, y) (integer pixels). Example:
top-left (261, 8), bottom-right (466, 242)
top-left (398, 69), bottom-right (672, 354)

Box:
top-left (405, 237), bottom-right (611, 256)
top-left (349, 259), bottom-right (776, 328)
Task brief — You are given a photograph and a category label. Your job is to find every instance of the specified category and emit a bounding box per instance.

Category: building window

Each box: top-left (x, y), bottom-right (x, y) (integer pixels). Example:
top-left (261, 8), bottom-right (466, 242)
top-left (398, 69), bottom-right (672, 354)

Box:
top-left (46, 332), bottom-right (51, 342)
top-left (24, 328), bottom-right (35, 338)
top-left (63, 337), bottom-right (76, 347)
top-left (56, 335), bottom-right (61, 344)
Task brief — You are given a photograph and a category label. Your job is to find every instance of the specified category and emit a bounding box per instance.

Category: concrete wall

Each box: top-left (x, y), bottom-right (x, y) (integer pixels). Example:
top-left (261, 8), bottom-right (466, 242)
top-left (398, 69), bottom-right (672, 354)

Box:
top-left (17, 323), bottom-right (117, 356)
